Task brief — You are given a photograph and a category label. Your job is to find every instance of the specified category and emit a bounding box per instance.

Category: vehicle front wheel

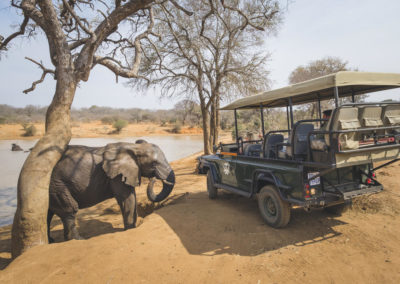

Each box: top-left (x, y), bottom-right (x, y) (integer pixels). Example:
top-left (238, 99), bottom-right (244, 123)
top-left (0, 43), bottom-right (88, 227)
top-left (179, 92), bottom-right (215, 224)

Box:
top-left (257, 185), bottom-right (290, 228)
top-left (207, 170), bottom-right (218, 199)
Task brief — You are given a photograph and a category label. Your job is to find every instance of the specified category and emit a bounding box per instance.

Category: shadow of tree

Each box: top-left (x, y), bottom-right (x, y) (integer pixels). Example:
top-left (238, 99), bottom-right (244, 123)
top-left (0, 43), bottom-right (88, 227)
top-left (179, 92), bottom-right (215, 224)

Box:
top-left (156, 191), bottom-right (346, 256)
top-left (49, 218), bottom-right (124, 243)
top-left (0, 227), bottom-right (11, 270)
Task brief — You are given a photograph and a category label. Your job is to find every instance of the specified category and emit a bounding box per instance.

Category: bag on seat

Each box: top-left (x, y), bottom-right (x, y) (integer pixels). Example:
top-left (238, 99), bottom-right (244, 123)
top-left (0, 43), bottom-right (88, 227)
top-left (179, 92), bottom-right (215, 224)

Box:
top-left (332, 107), bottom-right (360, 150)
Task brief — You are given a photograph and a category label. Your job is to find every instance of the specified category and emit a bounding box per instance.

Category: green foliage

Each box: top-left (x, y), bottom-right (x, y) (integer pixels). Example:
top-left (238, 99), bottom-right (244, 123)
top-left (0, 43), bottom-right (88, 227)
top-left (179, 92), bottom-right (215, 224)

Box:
top-left (101, 116), bottom-right (116, 124)
top-left (21, 124), bottom-right (37, 137)
top-left (160, 120), bottom-right (167, 126)
top-left (231, 123), bottom-right (244, 140)
top-left (0, 103), bottom-right (204, 127)
top-left (112, 119), bottom-right (128, 133)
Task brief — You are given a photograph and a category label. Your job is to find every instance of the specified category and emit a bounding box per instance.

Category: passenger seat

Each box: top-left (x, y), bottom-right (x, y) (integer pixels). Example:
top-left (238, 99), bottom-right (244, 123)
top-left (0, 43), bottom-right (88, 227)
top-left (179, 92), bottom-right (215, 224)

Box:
top-left (331, 107), bottom-right (361, 150)
top-left (244, 144), bottom-right (262, 157)
top-left (292, 124), bottom-right (314, 159)
top-left (382, 105), bottom-right (400, 135)
top-left (264, 134), bottom-right (283, 158)
top-left (358, 106), bottom-right (383, 140)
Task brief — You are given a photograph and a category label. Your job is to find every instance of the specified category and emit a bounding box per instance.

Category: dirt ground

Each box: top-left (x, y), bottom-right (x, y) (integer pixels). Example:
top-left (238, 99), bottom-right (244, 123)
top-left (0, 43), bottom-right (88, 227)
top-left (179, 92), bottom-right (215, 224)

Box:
top-left (0, 121), bottom-right (203, 140)
top-left (0, 154), bottom-right (399, 283)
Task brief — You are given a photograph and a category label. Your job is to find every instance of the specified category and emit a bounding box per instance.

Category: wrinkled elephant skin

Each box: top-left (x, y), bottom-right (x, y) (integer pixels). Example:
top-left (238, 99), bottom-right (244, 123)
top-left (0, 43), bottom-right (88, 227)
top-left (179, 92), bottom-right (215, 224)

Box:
top-left (48, 141), bottom-right (175, 242)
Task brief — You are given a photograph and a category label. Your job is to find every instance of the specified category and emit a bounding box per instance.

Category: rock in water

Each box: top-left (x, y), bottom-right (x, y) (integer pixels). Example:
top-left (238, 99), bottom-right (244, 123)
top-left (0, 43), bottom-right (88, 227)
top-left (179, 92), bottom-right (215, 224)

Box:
top-left (11, 143), bottom-right (23, 151)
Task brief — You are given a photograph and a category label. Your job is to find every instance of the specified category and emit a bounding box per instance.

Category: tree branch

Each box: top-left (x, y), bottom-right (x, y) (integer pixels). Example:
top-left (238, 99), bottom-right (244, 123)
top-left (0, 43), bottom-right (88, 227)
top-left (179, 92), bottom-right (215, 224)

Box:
top-left (0, 16), bottom-right (29, 51)
top-left (168, 0), bottom-right (193, 16)
top-left (61, 0), bottom-right (95, 37)
top-left (23, 57), bottom-right (55, 94)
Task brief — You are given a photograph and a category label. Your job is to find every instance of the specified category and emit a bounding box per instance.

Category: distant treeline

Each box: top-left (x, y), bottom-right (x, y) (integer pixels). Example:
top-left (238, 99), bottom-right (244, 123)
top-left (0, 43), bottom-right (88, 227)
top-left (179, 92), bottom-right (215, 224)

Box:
top-left (0, 102), bottom-right (325, 139)
top-left (0, 102), bottom-right (203, 127)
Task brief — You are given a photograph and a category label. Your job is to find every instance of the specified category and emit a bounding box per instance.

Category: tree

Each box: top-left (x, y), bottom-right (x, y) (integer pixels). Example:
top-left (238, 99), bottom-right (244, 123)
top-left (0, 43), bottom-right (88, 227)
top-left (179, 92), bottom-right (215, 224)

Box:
top-left (289, 56), bottom-right (364, 118)
top-left (289, 56), bottom-right (350, 84)
top-left (174, 99), bottom-right (199, 125)
top-left (1, 0), bottom-right (192, 258)
top-left (132, 0), bottom-right (281, 154)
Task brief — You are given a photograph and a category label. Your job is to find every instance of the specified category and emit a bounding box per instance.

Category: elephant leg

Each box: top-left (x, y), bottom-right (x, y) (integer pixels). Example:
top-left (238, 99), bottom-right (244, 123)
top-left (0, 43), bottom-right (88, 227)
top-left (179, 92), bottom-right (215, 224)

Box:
top-left (111, 180), bottom-right (137, 230)
top-left (61, 214), bottom-right (83, 241)
top-left (116, 191), bottom-right (137, 230)
top-left (47, 209), bottom-right (55, 243)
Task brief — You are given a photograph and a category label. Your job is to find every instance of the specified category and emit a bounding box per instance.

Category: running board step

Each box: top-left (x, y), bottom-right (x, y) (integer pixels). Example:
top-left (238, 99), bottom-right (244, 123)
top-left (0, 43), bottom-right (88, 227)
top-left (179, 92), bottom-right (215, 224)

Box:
top-left (214, 183), bottom-right (252, 198)
top-left (340, 185), bottom-right (383, 200)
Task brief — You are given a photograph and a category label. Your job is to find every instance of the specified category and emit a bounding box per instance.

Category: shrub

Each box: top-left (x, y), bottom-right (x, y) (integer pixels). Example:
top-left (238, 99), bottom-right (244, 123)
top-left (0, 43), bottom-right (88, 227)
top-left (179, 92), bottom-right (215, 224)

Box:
top-left (171, 123), bottom-right (182, 134)
top-left (22, 124), bottom-right (37, 137)
top-left (231, 123), bottom-right (244, 140)
top-left (101, 116), bottom-right (115, 124)
top-left (0, 117), bottom-right (6, 124)
top-left (112, 119), bottom-right (128, 133)
top-left (160, 120), bottom-right (167, 127)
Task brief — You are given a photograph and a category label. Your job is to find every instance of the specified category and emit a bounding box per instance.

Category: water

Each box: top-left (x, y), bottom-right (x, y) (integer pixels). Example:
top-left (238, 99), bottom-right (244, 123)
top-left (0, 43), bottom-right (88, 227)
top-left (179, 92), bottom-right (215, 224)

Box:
top-left (0, 136), bottom-right (203, 226)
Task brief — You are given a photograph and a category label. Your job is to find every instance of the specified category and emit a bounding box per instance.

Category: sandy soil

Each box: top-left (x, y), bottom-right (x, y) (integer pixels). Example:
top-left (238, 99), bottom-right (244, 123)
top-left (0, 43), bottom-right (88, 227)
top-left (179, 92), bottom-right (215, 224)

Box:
top-left (0, 155), bottom-right (399, 283)
top-left (0, 121), bottom-right (203, 140)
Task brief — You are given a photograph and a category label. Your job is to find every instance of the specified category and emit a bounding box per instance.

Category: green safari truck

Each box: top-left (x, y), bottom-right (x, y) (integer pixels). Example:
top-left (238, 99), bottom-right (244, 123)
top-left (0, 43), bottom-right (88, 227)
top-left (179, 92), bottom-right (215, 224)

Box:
top-left (201, 71), bottom-right (400, 228)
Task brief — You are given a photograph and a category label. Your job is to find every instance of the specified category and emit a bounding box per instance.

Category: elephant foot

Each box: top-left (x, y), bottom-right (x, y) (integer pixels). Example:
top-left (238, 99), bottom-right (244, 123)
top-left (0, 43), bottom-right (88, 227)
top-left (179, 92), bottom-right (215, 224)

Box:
top-left (124, 223), bottom-right (136, 230)
top-left (73, 235), bottom-right (85, 241)
top-left (48, 236), bottom-right (55, 244)
top-left (64, 233), bottom-right (85, 241)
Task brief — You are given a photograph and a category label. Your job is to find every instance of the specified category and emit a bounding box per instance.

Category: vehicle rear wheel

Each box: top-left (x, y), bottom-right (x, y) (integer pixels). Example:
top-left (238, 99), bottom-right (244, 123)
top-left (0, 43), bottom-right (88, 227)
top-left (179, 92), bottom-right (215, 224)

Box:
top-left (207, 170), bottom-right (218, 199)
top-left (257, 185), bottom-right (290, 228)
top-left (324, 203), bottom-right (350, 215)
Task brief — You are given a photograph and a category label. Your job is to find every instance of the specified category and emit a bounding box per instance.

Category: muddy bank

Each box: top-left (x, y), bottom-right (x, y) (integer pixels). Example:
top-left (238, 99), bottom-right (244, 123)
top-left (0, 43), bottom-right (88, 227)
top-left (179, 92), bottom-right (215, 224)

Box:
top-left (0, 155), bottom-right (399, 283)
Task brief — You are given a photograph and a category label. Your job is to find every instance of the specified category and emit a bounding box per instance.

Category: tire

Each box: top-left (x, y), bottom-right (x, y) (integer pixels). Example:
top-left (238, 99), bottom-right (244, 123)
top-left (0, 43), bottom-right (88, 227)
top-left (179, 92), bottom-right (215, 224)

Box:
top-left (207, 170), bottom-right (218, 199)
top-left (324, 203), bottom-right (350, 215)
top-left (257, 185), bottom-right (291, 228)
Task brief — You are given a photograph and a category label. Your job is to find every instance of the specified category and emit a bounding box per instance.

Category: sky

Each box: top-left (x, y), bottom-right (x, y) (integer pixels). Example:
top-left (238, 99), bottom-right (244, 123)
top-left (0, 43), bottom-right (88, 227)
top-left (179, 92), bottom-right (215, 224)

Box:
top-left (0, 0), bottom-right (399, 110)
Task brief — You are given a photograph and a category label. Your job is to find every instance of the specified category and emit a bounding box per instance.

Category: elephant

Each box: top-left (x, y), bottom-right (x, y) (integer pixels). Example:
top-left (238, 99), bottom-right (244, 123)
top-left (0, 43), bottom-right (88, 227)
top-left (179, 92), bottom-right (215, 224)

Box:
top-left (47, 140), bottom-right (175, 242)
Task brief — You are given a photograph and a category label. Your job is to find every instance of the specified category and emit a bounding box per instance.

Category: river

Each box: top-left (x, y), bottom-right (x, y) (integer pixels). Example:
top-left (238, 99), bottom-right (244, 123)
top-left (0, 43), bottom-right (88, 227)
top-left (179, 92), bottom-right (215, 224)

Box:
top-left (0, 136), bottom-right (203, 226)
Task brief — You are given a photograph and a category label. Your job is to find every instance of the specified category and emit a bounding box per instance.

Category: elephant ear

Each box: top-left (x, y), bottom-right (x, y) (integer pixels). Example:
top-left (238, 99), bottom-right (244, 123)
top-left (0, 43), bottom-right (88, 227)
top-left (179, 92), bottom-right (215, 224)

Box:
top-left (102, 144), bottom-right (140, 187)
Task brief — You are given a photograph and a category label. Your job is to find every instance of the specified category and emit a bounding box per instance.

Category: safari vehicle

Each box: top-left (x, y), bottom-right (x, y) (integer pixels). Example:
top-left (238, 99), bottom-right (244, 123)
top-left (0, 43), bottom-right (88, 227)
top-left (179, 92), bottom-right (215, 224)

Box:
top-left (201, 71), bottom-right (400, 228)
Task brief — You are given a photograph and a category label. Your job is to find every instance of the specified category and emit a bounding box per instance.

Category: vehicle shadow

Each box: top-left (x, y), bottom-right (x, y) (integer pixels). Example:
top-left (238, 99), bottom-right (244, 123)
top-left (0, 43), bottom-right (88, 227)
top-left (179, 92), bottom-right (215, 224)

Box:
top-left (156, 191), bottom-right (347, 256)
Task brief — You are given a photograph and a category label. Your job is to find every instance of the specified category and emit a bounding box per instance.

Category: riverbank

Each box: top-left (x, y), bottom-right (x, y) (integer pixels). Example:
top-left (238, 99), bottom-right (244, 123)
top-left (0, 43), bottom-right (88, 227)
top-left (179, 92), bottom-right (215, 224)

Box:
top-left (0, 121), bottom-right (203, 140)
top-left (0, 153), bottom-right (400, 283)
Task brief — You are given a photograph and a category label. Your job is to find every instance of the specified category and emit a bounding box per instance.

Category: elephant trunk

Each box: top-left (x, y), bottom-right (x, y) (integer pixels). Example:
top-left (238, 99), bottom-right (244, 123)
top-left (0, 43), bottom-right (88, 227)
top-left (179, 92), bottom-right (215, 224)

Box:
top-left (147, 170), bottom-right (175, 202)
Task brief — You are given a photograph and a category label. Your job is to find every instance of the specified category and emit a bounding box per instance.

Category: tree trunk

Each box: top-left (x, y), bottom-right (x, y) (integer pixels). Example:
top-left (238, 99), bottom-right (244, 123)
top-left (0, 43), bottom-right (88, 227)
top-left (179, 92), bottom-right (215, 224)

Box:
top-left (200, 99), bottom-right (211, 155)
top-left (11, 75), bottom-right (77, 258)
top-left (214, 96), bottom-right (220, 146)
top-left (209, 100), bottom-right (215, 148)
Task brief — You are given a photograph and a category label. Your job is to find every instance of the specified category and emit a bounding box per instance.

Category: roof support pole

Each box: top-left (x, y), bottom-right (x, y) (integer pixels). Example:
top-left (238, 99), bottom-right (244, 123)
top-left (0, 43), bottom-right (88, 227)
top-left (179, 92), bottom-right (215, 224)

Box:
top-left (351, 87), bottom-right (355, 103)
top-left (260, 104), bottom-right (265, 138)
top-left (317, 93), bottom-right (322, 127)
top-left (334, 86), bottom-right (340, 107)
top-left (288, 97), bottom-right (294, 128)
top-left (286, 105), bottom-right (290, 131)
top-left (234, 109), bottom-right (239, 144)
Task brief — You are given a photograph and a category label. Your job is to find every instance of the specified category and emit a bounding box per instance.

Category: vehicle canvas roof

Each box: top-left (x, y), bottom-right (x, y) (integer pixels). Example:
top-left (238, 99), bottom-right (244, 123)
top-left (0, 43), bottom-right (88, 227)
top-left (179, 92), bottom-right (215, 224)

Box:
top-left (221, 71), bottom-right (400, 110)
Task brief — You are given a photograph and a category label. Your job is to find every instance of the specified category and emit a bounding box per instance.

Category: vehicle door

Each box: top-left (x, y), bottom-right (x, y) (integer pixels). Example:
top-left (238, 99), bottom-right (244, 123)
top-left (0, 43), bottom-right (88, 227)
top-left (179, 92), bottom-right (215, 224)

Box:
top-left (235, 156), bottom-right (255, 193)
top-left (216, 153), bottom-right (238, 187)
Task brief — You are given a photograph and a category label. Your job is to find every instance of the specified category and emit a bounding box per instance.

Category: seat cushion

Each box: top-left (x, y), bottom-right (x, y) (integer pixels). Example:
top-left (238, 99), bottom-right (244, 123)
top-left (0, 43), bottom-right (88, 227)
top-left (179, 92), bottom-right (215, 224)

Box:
top-left (383, 105), bottom-right (400, 125)
top-left (359, 106), bottom-right (383, 127)
top-left (310, 139), bottom-right (327, 151)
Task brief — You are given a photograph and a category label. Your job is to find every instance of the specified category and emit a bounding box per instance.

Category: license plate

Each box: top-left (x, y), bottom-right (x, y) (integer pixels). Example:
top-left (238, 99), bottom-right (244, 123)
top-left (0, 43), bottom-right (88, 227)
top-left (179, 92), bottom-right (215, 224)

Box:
top-left (308, 172), bottom-right (320, 186)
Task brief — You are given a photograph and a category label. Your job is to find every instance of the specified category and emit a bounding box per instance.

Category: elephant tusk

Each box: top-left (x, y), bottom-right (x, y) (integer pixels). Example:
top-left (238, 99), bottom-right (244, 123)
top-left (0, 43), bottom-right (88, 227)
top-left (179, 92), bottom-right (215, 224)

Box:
top-left (162, 179), bottom-right (174, 186)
